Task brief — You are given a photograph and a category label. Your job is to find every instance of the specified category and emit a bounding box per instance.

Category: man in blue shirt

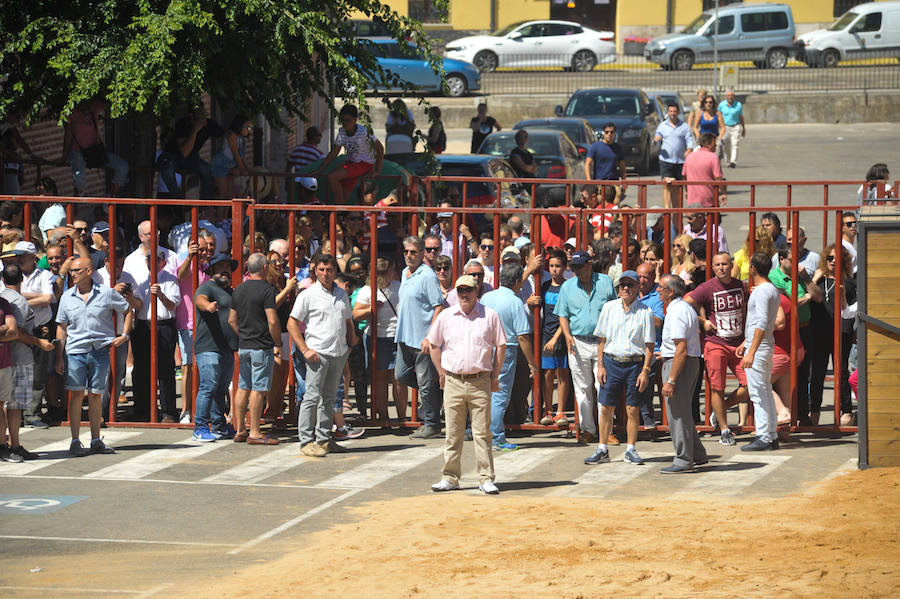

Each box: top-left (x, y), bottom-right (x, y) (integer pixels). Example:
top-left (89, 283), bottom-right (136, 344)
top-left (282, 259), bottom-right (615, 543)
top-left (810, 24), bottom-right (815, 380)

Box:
top-left (554, 251), bottom-right (616, 441)
top-left (480, 263), bottom-right (537, 451)
top-left (654, 103), bottom-right (694, 209)
top-left (395, 236), bottom-right (445, 438)
top-left (584, 122), bottom-right (626, 183)
top-left (718, 89), bottom-right (745, 168)
top-left (56, 257), bottom-right (131, 456)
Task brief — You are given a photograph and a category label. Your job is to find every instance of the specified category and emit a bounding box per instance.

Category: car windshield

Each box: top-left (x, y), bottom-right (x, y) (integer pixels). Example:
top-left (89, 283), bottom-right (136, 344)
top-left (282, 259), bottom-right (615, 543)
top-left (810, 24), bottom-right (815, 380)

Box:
top-left (681, 13), bottom-right (711, 35)
top-left (493, 21), bottom-right (529, 36)
top-left (526, 122), bottom-right (583, 143)
top-left (565, 93), bottom-right (640, 117)
top-left (480, 134), bottom-right (559, 157)
top-left (829, 11), bottom-right (858, 31)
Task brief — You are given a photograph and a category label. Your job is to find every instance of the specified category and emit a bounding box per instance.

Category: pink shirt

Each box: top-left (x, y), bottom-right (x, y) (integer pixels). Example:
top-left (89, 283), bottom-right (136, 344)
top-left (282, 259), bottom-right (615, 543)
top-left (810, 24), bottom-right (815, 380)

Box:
top-left (427, 302), bottom-right (506, 375)
top-left (682, 147), bottom-right (723, 208)
top-left (175, 257), bottom-right (209, 330)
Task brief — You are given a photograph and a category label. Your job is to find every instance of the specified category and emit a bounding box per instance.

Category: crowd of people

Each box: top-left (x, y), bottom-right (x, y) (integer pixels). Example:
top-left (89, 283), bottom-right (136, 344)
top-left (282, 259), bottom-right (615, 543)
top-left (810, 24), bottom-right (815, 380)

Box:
top-left (0, 99), bottom-right (885, 493)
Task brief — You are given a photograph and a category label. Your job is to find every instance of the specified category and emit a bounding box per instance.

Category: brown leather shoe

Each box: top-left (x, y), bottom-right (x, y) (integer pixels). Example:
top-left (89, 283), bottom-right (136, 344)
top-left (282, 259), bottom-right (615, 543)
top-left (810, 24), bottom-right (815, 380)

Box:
top-left (579, 430), bottom-right (595, 444)
top-left (607, 433), bottom-right (621, 446)
top-left (160, 415), bottom-right (177, 424)
top-left (247, 436), bottom-right (280, 445)
top-left (233, 432), bottom-right (249, 443)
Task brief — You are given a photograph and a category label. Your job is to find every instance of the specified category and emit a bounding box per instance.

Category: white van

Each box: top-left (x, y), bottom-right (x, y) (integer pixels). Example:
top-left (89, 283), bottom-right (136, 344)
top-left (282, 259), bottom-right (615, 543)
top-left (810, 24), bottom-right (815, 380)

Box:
top-left (796, 1), bottom-right (900, 67)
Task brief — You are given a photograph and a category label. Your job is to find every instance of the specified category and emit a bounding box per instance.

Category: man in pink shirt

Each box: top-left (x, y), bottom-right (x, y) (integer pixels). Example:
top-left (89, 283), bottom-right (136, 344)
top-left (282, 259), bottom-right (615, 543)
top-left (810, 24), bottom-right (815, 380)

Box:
top-left (681, 133), bottom-right (726, 209)
top-left (427, 274), bottom-right (506, 495)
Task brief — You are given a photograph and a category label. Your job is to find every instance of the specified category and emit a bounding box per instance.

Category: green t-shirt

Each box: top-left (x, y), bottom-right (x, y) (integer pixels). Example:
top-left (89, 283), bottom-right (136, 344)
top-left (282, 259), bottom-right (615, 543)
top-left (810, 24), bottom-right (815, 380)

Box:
top-left (769, 266), bottom-right (810, 324)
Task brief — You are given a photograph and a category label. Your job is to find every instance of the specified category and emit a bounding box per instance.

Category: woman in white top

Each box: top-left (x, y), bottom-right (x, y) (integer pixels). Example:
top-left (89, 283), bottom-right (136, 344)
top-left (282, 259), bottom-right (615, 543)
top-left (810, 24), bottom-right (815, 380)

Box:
top-left (352, 257), bottom-right (407, 422)
top-left (212, 114), bottom-right (252, 198)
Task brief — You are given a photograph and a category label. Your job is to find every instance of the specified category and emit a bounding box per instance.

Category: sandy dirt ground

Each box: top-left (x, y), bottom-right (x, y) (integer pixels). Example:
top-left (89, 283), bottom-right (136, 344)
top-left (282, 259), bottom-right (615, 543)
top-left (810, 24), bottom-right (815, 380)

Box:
top-left (191, 467), bottom-right (900, 598)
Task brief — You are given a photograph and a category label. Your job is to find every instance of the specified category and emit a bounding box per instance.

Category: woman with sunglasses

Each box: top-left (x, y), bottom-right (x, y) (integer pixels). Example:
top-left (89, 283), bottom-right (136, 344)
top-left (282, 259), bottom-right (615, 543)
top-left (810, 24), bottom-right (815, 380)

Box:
top-left (433, 254), bottom-right (454, 300)
top-left (692, 94), bottom-right (725, 157)
top-left (810, 244), bottom-right (856, 426)
top-left (670, 234), bottom-right (695, 284)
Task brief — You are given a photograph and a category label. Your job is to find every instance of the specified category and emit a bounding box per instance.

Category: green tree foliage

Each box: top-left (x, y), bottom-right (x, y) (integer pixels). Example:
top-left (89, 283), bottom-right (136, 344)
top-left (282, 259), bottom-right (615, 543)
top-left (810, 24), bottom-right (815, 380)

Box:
top-left (0, 0), bottom-right (447, 125)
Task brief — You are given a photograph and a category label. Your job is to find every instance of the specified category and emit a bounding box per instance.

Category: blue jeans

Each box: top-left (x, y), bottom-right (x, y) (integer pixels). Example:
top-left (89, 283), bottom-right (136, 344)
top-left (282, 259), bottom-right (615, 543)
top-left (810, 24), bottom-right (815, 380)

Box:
top-left (68, 149), bottom-right (128, 192)
top-left (156, 151), bottom-right (214, 199)
top-left (490, 345), bottom-right (518, 445)
top-left (195, 351), bottom-right (234, 432)
top-left (395, 343), bottom-right (441, 428)
top-left (292, 349), bottom-right (308, 405)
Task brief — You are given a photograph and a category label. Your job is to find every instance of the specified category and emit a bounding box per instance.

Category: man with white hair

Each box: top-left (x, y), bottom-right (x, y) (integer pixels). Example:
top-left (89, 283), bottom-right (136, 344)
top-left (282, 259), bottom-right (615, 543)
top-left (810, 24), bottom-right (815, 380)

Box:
top-left (445, 259), bottom-right (492, 305)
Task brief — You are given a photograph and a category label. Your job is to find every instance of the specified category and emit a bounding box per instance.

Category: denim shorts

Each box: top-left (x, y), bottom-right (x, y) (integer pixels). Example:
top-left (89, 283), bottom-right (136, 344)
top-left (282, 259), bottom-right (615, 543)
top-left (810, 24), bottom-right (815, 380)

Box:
top-left (178, 329), bottom-right (193, 366)
top-left (238, 348), bottom-right (274, 391)
top-left (66, 348), bottom-right (111, 395)
top-left (373, 336), bottom-right (397, 371)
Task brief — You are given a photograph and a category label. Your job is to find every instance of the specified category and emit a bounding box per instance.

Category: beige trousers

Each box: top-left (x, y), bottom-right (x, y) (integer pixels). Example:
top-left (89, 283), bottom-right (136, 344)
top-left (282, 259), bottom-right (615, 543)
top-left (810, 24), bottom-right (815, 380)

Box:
top-left (441, 372), bottom-right (494, 484)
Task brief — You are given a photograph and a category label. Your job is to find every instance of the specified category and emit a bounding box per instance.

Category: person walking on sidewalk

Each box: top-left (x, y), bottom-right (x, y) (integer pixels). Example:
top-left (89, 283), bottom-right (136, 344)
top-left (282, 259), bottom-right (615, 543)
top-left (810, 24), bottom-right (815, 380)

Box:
top-left (428, 275), bottom-right (507, 495)
top-left (288, 253), bottom-right (357, 457)
top-left (718, 89), bottom-right (745, 168)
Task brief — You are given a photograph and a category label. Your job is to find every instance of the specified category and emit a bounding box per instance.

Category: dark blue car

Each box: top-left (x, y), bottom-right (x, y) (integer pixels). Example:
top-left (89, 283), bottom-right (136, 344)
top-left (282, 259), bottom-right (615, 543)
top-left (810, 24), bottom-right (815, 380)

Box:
top-left (555, 88), bottom-right (661, 175)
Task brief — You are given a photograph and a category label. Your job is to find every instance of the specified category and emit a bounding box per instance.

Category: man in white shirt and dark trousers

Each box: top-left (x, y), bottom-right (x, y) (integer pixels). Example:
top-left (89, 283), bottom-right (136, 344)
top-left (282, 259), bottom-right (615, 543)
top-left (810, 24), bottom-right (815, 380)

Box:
top-left (657, 274), bottom-right (708, 473)
top-left (586, 270), bottom-right (655, 466)
top-left (288, 253), bottom-right (357, 457)
top-left (737, 252), bottom-right (782, 451)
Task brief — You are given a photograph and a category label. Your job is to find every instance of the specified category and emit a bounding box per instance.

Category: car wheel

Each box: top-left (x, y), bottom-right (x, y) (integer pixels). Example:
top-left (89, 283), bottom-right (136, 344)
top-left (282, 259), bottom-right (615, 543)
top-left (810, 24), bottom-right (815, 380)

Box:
top-left (766, 48), bottom-right (788, 69)
top-left (822, 49), bottom-right (840, 68)
top-left (672, 50), bottom-right (694, 71)
top-left (444, 74), bottom-right (467, 97)
top-left (571, 50), bottom-right (597, 72)
top-left (473, 50), bottom-right (498, 73)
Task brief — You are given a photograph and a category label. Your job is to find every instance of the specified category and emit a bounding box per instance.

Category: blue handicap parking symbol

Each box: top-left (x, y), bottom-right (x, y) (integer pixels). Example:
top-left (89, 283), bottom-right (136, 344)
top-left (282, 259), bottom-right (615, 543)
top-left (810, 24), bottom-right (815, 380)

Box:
top-left (0, 494), bottom-right (88, 514)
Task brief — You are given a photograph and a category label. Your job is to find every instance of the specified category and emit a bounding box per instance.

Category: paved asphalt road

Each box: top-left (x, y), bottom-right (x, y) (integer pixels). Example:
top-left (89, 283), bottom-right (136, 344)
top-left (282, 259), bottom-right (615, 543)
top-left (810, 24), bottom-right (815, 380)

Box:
top-left (0, 424), bottom-right (856, 597)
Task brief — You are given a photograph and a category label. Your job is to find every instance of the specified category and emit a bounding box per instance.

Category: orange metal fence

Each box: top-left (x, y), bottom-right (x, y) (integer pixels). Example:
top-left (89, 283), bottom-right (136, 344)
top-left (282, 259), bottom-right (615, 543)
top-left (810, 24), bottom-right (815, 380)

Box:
top-left (1, 176), bottom-right (879, 437)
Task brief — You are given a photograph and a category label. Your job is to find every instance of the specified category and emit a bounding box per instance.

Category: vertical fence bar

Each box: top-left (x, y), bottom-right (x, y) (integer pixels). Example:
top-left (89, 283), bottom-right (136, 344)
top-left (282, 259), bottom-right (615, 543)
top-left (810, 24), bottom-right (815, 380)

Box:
top-left (149, 205), bottom-right (159, 424)
top-left (369, 207), bottom-right (379, 423)
top-left (190, 207), bottom-right (199, 421)
top-left (789, 210), bottom-right (799, 427)
top-left (833, 209), bottom-right (844, 429)
top-left (108, 203), bottom-right (118, 424)
top-left (287, 210), bottom-right (297, 425)
top-left (451, 212), bottom-right (461, 281)
top-left (231, 200), bottom-right (245, 421)
top-left (822, 185), bottom-right (830, 247)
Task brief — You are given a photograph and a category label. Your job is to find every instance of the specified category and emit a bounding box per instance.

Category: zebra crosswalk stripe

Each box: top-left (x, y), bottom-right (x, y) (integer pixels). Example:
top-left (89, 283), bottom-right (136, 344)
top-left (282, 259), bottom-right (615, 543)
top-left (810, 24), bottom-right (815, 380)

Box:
top-left (0, 431), bottom-right (142, 476)
top-left (316, 446), bottom-right (444, 489)
top-left (84, 436), bottom-right (223, 480)
top-left (674, 454), bottom-right (792, 496)
top-left (202, 444), bottom-right (310, 484)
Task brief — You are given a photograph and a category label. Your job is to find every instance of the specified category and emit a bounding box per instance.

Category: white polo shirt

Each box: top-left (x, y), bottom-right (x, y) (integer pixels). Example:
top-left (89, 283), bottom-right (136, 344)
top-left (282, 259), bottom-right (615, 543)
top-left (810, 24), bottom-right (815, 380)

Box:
top-left (21, 266), bottom-right (55, 325)
top-left (660, 297), bottom-right (701, 358)
top-left (290, 280), bottom-right (351, 357)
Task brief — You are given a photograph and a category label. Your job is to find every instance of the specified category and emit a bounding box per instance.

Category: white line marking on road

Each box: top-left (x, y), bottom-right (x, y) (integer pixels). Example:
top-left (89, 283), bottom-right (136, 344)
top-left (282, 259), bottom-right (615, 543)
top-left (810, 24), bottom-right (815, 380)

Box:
top-left (675, 454), bottom-right (792, 496)
top-left (0, 473), bottom-right (346, 490)
top-left (0, 431), bottom-right (141, 475)
top-left (201, 444), bottom-right (306, 484)
top-left (0, 534), bottom-right (236, 547)
top-left (316, 446), bottom-right (444, 489)
top-left (555, 451), bottom-right (669, 497)
top-left (228, 488), bottom-right (363, 555)
top-left (468, 447), bottom-right (568, 483)
top-left (84, 436), bottom-right (223, 479)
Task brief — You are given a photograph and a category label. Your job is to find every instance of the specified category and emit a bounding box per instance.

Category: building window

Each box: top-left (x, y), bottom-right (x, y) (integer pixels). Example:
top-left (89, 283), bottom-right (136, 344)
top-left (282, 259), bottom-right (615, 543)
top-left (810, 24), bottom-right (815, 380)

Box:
top-left (834, 0), bottom-right (869, 18)
top-left (409, 1), bottom-right (444, 24)
top-left (702, 0), bottom-right (740, 10)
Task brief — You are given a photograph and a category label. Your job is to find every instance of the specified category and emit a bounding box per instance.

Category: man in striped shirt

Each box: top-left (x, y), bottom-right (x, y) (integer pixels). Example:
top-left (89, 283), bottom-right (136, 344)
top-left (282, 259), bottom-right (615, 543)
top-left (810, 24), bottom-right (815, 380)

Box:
top-left (586, 270), bottom-right (655, 466)
top-left (287, 127), bottom-right (325, 171)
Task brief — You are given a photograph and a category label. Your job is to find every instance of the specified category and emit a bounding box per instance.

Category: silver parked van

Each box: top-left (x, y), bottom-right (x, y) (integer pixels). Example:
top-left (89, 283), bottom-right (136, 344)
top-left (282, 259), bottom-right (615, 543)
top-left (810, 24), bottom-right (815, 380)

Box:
top-left (795, 1), bottom-right (900, 67)
top-left (645, 3), bottom-right (795, 70)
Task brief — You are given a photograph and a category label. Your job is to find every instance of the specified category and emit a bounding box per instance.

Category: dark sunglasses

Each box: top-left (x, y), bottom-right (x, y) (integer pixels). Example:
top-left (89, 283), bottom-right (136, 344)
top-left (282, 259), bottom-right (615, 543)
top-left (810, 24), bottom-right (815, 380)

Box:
top-left (403, 249), bottom-right (419, 255)
top-left (456, 286), bottom-right (475, 293)
top-left (826, 256), bottom-right (836, 262)
top-left (435, 265), bottom-right (451, 272)
top-left (425, 247), bottom-right (441, 253)
top-left (480, 244), bottom-right (494, 251)
top-left (618, 281), bottom-right (636, 289)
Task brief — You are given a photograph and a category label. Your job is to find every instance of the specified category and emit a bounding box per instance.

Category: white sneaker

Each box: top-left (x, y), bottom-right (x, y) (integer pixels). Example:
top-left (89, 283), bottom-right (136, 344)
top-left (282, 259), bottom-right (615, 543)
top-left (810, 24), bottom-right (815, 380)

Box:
top-left (179, 411), bottom-right (192, 424)
top-left (431, 480), bottom-right (459, 492)
top-left (478, 480), bottom-right (500, 495)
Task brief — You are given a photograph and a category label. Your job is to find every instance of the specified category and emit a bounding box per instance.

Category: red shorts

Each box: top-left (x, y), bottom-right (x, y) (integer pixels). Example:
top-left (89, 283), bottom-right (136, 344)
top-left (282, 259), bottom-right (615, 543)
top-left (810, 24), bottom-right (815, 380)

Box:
top-left (704, 341), bottom-right (747, 390)
top-left (772, 347), bottom-right (805, 377)
top-left (339, 161), bottom-right (374, 193)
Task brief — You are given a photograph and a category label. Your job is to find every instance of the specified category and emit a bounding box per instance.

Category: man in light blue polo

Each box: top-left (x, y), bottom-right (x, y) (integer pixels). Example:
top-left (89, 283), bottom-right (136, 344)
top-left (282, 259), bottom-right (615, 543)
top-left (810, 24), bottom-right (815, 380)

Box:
top-left (718, 89), bottom-right (745, 168)
top-left (56, 257), bottom-right (132, 456)
top-left (654, 102), bottom-right (694, 208)
top-left (554, 251), bottom-right (616, 442)
top-left (395, 236), bottom-right (445, 439)
top-left (480, 263), bottom-right (538, 451)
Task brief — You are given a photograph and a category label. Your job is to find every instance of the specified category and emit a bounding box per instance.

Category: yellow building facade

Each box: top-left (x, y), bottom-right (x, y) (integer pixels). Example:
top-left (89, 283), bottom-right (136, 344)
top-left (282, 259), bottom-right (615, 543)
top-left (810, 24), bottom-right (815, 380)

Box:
top-left (361, 1), bottom-right (888, 51)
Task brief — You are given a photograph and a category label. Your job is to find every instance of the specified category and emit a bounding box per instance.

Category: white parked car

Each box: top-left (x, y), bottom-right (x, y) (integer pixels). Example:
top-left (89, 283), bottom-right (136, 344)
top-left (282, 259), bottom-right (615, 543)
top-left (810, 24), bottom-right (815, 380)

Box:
top-left (444, 20), bottom-right (616, 72)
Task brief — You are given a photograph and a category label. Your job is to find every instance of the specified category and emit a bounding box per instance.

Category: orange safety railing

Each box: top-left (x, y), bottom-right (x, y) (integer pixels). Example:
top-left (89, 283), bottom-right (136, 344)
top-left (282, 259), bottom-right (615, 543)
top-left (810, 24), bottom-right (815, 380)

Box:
top-left (2, 175), bottom-right (885, 438)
